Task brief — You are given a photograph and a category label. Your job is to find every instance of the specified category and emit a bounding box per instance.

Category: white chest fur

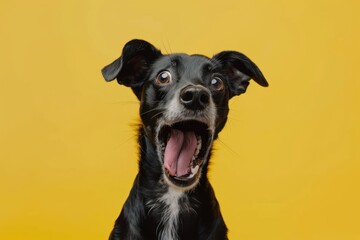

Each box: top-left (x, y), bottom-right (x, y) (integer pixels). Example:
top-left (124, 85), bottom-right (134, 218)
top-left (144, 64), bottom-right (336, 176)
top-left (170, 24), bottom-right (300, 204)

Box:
top-left (159, 188), bottom-right (183, 240)
top-left (147, 187), bottom-right (184, 240)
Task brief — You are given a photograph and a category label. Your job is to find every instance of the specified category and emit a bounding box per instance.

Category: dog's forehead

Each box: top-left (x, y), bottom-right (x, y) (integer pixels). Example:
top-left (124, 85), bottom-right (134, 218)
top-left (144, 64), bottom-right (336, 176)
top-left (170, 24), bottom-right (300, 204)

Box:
top-left (152, 54), bottom-right (213, 73)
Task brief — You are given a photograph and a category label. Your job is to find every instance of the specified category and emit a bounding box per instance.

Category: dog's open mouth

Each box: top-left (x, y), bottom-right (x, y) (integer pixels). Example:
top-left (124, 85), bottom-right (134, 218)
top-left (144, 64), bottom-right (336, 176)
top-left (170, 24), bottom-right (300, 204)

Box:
top-left (158, 120), bottom-right (212, 187)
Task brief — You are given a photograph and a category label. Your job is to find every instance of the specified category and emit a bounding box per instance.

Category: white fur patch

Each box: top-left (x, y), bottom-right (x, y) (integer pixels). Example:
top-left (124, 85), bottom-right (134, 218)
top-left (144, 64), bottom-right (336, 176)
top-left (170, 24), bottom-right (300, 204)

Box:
top-left (158, 188), bottom-right (183, 240)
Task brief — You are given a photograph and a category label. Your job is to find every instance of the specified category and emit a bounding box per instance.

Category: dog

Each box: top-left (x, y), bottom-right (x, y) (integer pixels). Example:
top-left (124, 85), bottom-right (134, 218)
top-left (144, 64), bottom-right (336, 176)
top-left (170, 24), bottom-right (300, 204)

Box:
top-left (101, 39), bottom-right (268, 240)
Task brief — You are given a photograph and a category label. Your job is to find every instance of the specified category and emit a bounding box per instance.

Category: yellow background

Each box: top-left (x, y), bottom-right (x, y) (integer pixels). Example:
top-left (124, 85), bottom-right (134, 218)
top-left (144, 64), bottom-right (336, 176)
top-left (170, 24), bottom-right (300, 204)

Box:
top-left (1, 0), bottom-right (359, 239)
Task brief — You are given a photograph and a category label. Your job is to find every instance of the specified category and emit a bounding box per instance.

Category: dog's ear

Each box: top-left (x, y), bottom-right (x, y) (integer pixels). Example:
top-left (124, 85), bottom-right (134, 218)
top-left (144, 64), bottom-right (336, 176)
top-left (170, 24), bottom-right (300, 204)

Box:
top-left (212, 51), bottom-right (268, 98)
top-left (101, 39), bottom-right (162, 99)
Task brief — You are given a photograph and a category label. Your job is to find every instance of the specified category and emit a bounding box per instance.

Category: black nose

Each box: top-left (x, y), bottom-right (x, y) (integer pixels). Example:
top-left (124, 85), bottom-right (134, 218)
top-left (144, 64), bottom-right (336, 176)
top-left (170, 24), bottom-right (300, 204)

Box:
top-left (180, 86), bottom-right (210, 110)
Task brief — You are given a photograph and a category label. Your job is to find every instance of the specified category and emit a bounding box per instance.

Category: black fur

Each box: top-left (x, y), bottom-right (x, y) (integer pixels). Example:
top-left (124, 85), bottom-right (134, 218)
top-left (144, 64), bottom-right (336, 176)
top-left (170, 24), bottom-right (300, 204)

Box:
top-left (102, 39), bottom-right (268, 240)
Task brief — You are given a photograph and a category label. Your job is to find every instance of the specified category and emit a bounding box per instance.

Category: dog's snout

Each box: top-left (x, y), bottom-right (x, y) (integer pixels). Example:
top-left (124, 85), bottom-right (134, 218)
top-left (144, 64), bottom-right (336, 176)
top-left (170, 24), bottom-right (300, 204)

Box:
top-left (180, 86), bottom-right (210, 110)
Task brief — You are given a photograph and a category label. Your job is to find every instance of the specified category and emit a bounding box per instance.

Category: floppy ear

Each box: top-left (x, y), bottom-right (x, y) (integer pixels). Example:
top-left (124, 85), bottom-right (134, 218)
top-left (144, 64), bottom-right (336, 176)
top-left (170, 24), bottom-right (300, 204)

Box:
top-left (212, 51), bottom-right (268, 98)
top-left (101, 39), bottom-right (162, 99)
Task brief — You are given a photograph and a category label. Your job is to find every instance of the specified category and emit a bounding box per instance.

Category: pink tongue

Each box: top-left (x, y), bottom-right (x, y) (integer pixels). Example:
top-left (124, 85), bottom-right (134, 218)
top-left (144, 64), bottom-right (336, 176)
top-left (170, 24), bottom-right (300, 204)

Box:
top-left (163, 129), bottom-right (197, 177)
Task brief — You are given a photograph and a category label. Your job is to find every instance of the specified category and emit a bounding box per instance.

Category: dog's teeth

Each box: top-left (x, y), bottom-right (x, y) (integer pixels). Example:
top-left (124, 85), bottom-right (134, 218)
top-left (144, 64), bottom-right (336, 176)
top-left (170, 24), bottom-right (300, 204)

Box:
top-left (189, 165), bottom-right (199, 178)
top-left (194, 138), bottom-right (201, 156)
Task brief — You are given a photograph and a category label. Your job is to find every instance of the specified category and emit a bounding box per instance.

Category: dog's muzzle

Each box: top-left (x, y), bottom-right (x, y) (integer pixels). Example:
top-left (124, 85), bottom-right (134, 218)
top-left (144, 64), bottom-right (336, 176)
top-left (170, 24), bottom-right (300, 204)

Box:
top-left (153, 85), bottom-right (215, 189)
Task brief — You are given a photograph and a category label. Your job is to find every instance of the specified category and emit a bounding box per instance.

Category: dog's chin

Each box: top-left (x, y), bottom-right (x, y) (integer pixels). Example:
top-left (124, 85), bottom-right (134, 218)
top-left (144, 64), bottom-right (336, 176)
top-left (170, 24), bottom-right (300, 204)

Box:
top-left (157, 120), bottom-right (213, 190)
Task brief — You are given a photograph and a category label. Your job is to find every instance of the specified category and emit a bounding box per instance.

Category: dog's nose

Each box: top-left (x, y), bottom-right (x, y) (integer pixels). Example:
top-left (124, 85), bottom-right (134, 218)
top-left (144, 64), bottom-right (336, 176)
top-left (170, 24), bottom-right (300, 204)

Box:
top-left (180, 86), bottom-right (210, 110)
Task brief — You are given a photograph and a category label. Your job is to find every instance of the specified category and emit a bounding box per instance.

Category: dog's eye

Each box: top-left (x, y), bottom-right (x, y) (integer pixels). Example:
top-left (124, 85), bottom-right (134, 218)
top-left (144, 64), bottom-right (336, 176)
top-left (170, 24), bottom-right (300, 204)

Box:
top-left (155, 71), bottom-right (172, 85)
top-left (210, 77), bottom-right (224, 91)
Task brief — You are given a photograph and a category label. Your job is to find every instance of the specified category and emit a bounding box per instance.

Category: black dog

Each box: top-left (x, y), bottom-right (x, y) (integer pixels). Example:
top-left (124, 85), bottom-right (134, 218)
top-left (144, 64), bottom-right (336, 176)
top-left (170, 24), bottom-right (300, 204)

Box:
top-left (102, 39), bottom-right (268, 240)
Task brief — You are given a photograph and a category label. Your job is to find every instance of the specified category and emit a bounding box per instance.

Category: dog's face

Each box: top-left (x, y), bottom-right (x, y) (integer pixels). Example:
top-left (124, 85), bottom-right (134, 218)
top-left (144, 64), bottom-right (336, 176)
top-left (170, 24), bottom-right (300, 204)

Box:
top-left (102, 39), bottom-right (268, 190)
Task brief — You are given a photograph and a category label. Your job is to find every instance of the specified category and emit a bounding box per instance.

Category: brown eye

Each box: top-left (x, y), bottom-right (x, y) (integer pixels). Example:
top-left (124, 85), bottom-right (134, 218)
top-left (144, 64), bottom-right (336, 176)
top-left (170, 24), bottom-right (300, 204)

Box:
top-left (155, 71), bottom-right (172, 85)
top-left (210, 77), bottom-right (224, 91)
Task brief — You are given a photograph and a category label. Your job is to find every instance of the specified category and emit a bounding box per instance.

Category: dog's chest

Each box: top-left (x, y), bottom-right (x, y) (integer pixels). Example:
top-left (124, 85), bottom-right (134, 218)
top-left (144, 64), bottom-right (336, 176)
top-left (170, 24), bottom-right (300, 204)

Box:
top-left (146, 188), bottom-right (197, 240)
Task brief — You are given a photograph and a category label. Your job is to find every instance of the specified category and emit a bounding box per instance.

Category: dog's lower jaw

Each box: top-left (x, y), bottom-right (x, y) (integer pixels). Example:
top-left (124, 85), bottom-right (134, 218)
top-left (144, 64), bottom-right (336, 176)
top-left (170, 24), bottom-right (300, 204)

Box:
top-left (162, 169), bottom-right (202, 192)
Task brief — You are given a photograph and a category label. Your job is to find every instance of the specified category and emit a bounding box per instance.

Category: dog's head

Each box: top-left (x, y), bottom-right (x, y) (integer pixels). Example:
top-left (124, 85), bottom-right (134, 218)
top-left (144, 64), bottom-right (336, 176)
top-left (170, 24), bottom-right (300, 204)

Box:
top-left (102, 39), bottom-right (268, 190)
